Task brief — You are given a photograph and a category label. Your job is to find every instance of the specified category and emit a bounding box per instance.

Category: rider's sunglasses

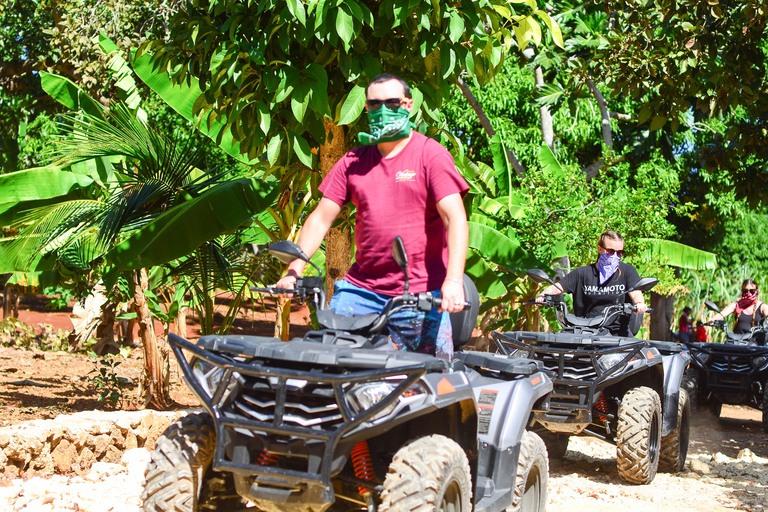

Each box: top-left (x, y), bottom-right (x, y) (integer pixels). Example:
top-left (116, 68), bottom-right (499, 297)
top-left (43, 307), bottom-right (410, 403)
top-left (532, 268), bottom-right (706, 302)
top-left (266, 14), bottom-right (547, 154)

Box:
top-left (599, 246), bottom-right (625, 257)
top-left (366, 98), bottom-right (403, 112)
top-left (742, 288), bottom-right (757, 296)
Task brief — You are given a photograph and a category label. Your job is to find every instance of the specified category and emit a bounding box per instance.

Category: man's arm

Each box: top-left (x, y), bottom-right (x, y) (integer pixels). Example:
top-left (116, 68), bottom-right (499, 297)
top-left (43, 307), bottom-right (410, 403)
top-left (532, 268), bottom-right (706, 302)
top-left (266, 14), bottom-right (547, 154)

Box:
top-left (435, 193), bottom-right (468, 313)
top-left (276, 198), bottom-right (342, 289)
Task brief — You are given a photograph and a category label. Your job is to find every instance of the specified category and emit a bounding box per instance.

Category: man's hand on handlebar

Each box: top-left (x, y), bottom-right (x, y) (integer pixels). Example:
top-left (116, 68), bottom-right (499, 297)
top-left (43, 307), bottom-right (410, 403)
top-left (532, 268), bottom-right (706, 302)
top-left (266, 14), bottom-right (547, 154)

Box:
top-left (440, 278), bottom-right (465, 313)
top-left (634, 302), bottom-right (648, 314)
top-left (274, 269), bottom-right (299, 298)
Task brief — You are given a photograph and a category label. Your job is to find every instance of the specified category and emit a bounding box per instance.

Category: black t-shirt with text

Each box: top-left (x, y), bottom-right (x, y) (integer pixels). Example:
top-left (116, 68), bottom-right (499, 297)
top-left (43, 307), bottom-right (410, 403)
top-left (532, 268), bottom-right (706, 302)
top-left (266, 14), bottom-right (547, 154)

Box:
top-left (558, 262), bottom-right (640, 335)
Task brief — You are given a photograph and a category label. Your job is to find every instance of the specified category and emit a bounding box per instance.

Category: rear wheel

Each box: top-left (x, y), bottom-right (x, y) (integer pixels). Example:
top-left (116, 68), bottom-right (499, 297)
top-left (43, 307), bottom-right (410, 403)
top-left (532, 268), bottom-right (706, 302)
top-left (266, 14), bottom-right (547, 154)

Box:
top-left (538, 432), bottom-right (569, 460)
top-left (616, 387), bottom-right (662, 485)
top-left (142, 412), bottom-right (247, 512)
top-left (659, 389), bottom-right (691, 472)
top-left (509, 431), bottom-right (548, 512)
top-left (379, 435), bottom-right (472, 512)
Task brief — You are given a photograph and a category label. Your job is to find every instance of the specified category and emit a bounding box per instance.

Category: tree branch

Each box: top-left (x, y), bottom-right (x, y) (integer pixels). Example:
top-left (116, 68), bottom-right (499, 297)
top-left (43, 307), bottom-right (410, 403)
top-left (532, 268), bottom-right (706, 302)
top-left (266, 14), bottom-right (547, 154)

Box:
top-left (587, 79), bottom-right (613, 151)
top-left (522, 48), bottom-right (554, 152)
top-left (456, 77), bottom-right (526, 177)
top-left (610, 112), bottom-right (634, 121)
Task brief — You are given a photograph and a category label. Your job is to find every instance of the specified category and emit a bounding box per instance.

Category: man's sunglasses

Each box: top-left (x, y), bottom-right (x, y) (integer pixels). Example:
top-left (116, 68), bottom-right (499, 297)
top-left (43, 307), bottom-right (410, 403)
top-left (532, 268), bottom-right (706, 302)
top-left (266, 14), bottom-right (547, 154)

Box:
top-left (366, 98), bottom-right (403, 112)
top-left (742, 288), bottom-right (757, 296)
top-left (600, 246), bottom-right (625, 257)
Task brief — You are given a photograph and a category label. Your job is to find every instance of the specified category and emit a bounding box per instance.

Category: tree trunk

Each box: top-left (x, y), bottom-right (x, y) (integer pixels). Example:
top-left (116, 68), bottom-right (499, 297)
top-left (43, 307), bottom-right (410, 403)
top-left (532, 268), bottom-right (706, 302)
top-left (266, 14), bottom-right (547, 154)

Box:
top-left (650, 291), bottom-right (674, 341)
top-left (320, 118), bottom-right (352, 304)
top-left (132, 268), bottom-right (172, 410)
top-left (534, 66), bottom-right (554, 152)
top-left (273, 297), bottom-right (292, 341)
top-left (175, 306), bottom-right (187, 338)
top-left (587, 79), bottom-right (613, 152)
top-left (456, 77), bottom-right (526, 177)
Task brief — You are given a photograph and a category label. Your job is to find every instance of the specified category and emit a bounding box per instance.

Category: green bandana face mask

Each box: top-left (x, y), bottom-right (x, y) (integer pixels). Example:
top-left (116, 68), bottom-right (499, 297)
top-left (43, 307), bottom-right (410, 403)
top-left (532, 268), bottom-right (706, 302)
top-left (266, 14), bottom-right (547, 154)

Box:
top-left (357, 106), bottom-right (415, 145)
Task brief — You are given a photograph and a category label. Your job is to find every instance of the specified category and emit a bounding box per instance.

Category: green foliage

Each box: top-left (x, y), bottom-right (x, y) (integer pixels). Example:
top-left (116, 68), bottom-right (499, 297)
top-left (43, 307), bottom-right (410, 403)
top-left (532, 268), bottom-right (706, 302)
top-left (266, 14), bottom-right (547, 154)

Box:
top-left (139, 0), bottom-right (563, 167)
top-left (43, 285), bottom-right (75, 311)
top-left (87, 356), bottom-right (127, 407)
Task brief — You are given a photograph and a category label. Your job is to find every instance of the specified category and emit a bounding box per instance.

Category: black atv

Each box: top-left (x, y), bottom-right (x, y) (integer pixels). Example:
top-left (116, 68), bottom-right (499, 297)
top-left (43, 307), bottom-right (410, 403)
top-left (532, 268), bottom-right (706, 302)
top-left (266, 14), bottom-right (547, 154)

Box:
top-left (490, 269), bottom-right (691, 485)
top-left (141, 238), bottom-right (554, 512)
top-left (682, 300), bottom-right (768, 432)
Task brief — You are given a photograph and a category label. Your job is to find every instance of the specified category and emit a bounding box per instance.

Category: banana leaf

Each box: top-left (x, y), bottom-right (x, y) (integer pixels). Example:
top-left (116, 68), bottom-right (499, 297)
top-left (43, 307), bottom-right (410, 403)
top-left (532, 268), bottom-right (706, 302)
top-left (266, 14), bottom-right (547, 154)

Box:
top-left (39, 72), bottom-right (105, 120)
top-left (638, 238), bottom-right (717, 270)
top-left (0, 167), bottom-right (95, 226)
top-left (464, 249), bottom-right (507, 298)
top-left (0, 238), bottom-right (56, 274)
top-left (468, 221), bottom-right (540, 272)
top-left (130, 50), bottom-right (256, 165)
top-left (106, 178), bottom-right (277, 269)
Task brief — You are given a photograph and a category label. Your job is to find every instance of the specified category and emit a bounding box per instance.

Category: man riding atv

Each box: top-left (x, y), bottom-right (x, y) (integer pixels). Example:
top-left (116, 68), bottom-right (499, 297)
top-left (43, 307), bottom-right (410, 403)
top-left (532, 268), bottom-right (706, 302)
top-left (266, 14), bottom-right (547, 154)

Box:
top-left (535, 230), bottom-right (648, 336)
top-left (277, 72), bottom-right (469, 361)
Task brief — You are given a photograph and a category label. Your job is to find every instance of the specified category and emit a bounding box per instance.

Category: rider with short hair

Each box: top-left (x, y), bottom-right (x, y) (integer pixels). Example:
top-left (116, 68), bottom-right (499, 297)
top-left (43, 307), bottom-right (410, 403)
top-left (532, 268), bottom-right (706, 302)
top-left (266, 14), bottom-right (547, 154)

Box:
top-left (276, 73), bottom-right (469, 360)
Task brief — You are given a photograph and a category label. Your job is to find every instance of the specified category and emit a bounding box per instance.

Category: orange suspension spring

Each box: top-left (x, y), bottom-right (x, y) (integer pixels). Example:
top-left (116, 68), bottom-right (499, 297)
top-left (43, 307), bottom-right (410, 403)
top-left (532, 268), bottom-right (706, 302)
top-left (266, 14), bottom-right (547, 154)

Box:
top-left (595, 393), bottom-right (610, 423)
top-left (351, 441), bottom-right (376, 495)
top-left (256, 449), bottom-right (280, 466)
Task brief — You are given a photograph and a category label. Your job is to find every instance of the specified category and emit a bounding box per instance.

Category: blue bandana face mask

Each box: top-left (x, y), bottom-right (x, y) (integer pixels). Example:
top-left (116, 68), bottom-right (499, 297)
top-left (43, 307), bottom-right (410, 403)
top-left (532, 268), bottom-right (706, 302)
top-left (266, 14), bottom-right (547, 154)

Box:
top-left (598, 252), bottom-right (621, 285)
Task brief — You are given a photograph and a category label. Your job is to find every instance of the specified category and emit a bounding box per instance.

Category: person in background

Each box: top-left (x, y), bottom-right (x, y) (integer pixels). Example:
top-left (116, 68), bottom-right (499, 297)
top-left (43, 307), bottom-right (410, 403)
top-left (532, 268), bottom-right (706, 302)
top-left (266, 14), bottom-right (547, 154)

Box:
top-left (678, 306), bottom-right (693, 343)
top-left (696, 320), bottom-right (707, 342)
top-left (710, 279), bottom-right (768, 345)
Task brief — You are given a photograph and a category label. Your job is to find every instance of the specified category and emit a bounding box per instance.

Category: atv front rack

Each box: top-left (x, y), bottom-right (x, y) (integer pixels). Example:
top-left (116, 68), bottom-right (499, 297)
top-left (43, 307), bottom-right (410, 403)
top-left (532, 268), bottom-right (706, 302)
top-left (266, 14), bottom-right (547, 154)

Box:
top-left (168, 333), bottom-right (446, 504)
top-left (686, 342), bottom-right (768, 404)
top-left (493, 331), bottom-right (657, 431)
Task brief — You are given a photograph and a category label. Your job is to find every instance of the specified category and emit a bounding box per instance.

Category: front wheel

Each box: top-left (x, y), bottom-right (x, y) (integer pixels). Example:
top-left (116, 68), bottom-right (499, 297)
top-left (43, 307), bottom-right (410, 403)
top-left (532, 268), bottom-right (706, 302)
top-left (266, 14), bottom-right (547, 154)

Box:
top-left (509, 431), bottom-right (548, 512)
top-left (616, 386), bottom-right (662, 485)
top-left (142, 412), bottom-right (247, 512)
top-left (659, 389), bottom-right (691, 472)
top-left (379, 435), bottom-right (472, 512)
top-left (681, 371), bottom-right (699, 416)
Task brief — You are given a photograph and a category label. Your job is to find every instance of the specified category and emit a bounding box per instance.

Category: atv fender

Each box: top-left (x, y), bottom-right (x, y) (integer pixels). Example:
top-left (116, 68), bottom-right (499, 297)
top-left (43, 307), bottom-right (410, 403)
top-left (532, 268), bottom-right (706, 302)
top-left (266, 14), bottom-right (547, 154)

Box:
top-left (649, 341), bottom-right (691, 436)
top-left (464, 365), bottom-right (552, 512)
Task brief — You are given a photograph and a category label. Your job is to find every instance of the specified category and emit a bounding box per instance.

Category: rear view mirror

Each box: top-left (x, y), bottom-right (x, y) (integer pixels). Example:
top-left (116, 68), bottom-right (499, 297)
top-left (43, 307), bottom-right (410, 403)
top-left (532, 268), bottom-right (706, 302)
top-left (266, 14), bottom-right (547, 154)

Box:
top-left (704, 301), bottom-right (721, 314)
top-left (268, 241), bottom-right (309, 265)
top-left (526, 269), bottom-right (556, 286)
top-left (392, 236), bottom-right (410, 293)
top-left (628, 277), bottom-right (658, 293)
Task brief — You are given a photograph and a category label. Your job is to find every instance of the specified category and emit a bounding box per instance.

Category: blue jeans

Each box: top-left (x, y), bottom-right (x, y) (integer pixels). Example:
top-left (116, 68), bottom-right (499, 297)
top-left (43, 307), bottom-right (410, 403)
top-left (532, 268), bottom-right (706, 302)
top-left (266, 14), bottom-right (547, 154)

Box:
top-left (328, 279), bottom-right (454, 361)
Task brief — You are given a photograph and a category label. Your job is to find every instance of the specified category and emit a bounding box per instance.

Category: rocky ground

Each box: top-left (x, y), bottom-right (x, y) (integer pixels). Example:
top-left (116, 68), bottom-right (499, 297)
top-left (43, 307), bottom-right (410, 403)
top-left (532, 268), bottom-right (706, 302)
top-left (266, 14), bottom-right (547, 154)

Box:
top-left (0, 405), bottom-right (765, 512)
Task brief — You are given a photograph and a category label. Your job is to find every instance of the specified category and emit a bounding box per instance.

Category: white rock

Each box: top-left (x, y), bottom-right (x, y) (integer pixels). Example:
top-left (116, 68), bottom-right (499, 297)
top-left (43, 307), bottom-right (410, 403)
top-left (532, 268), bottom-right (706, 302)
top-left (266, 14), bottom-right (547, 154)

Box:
top-left (85, 462), bottom-right (126, 482)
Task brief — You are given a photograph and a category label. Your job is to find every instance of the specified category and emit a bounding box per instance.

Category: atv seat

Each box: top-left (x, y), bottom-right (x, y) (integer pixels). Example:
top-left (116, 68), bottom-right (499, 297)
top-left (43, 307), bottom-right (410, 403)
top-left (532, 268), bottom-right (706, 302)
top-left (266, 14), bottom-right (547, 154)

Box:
top-left (725, 332), bottom-right (758, 345)
top-left (564, 313), bottom-right (606, 329)
top-left (316, 310), bottom-right (379, 333)
top-left (451, 274), bottom-right (480, 348)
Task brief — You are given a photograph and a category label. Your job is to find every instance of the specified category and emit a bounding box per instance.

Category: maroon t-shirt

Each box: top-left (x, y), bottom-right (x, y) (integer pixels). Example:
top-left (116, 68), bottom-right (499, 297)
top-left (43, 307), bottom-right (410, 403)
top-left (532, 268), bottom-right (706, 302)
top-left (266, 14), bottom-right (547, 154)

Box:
top-left (319, 132), bottom-right (469, 295)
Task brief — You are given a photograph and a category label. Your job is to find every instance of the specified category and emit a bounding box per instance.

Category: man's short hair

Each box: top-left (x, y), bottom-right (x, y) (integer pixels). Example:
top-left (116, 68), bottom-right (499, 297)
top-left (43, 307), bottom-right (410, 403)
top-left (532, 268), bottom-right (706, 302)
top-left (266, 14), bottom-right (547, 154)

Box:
top-left (683, 307), bottom-right (692, 313)
top-left (366, 73), bottom-right (411, 99)
top-left (598, 230), bottom-right (624, 248)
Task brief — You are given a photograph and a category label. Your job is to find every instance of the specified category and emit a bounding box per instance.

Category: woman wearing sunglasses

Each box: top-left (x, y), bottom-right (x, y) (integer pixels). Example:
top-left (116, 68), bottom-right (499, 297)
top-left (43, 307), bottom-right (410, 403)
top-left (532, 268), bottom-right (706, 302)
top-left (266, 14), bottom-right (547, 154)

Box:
top-left (535, 230), bottom-right (648, 336)
top-left (710, 280), bottom-right (768, 341)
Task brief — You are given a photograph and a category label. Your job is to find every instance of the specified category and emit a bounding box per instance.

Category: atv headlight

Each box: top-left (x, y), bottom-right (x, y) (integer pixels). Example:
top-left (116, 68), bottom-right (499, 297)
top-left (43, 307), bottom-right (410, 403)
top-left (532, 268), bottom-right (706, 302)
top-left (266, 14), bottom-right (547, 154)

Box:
top-left (192, 359), bottom-right (228, 398)
top-left (597, 353), bottom-right (626, 373)
top-left (347, 379), bottom-right (427, 420)
top-left (753, 356), bottom-right (767, 369)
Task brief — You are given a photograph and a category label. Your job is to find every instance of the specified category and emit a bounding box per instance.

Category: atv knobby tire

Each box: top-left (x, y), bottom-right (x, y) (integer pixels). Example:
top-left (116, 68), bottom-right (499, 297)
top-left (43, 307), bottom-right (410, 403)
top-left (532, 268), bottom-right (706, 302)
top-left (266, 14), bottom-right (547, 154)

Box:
top-left (538, 432), bottom-right (569, 460)
top-left (659, 389), bottom-right (690, 473)
top-left (379, 434), bottom-right (471, 512)
top-left (142, 412), bottom-right (246, 512)
top-left (509, 431), bottom-right (548, 512)
top-left (681, 370), bottom-right (699, 416)
top-left (616, 386), bottom-right (662, 485)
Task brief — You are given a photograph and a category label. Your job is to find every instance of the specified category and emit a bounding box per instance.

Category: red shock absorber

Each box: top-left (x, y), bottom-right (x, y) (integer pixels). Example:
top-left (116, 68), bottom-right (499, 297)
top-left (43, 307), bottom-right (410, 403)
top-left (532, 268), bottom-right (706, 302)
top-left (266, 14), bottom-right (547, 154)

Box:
top-left (351, 441), bottom-right (376, 495)
top-left (256, 449), bottom-right (280, 466)
top-left (595, 393), bottom-right (610, 423)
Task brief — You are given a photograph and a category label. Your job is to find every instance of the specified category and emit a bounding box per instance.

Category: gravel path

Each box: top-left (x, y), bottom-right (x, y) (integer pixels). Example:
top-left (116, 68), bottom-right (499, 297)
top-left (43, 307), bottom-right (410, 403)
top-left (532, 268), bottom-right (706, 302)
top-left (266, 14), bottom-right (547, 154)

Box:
top-left (1, 405), bottom-right (766, 512)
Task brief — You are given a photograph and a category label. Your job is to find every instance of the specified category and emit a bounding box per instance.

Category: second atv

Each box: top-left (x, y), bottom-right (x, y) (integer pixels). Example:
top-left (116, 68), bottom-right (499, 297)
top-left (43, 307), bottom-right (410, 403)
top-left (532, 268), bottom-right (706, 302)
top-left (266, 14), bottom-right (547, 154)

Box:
top-left (492, 269), bottom-right (691, 485)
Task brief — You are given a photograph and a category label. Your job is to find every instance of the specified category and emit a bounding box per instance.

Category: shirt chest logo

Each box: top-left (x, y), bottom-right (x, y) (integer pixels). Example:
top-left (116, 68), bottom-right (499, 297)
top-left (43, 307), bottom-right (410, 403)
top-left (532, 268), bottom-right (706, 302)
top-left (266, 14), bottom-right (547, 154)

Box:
top-left (395, 169), bottom-right (417, 182)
